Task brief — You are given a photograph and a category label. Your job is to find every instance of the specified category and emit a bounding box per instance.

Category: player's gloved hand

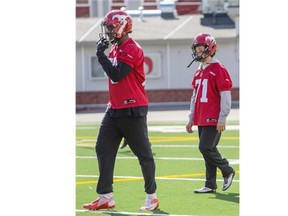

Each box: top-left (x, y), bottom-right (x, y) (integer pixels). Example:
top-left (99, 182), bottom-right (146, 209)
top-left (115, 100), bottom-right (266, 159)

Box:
top-left (96, 38), bottom-right (109, 53)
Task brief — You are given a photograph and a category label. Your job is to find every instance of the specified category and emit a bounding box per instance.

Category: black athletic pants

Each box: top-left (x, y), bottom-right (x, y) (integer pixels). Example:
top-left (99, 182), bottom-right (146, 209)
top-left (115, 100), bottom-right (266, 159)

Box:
top-left (95, 111), bottom-right (156, 195)
top-left (198, 126), bottom-right (234, 189)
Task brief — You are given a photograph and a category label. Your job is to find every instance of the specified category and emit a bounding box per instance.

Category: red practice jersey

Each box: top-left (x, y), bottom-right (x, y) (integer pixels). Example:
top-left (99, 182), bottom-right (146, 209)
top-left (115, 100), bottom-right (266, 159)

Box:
top-left (107, 38), bottom-right (148, 109)
top-left (192, 61), bottom-right (233, 126)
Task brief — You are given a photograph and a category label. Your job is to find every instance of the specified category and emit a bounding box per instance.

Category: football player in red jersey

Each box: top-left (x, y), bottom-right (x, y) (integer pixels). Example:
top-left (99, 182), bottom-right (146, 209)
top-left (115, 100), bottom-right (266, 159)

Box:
top-left (186, 33), bottom-right (235, 193)
top-left (83, 10), bottom-right (159, 211)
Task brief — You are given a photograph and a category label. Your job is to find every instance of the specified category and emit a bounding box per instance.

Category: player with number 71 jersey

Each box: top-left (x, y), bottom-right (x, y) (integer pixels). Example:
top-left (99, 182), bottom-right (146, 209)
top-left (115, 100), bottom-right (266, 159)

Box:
top-left (186, 33), bottom-right (235, 194)
top-left (191, 59), bottom-right (233, 126)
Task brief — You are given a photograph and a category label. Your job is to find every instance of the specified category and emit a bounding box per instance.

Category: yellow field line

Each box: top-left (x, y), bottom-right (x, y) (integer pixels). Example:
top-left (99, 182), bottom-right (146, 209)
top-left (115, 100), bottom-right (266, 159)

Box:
top-left (76, 136), bottom-right (239, 146)
top-left (76, 170), bottom-right (240, 185)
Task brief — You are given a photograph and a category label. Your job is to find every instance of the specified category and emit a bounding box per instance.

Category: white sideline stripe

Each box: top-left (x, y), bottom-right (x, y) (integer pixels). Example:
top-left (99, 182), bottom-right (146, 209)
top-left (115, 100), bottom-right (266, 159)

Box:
top-left (76, 175), bottom-right (240, 183)
top-left (76, 156), bottom-right (204, 160)
top-left (76, 156), bottom-right (240, 164)
top-left (77, 125), bottom-right (240, 132)
top-left (148, 125), bottom-right (239, 133)
top-left (152, 145), bottom-right (238, 148)
top-left (76, 209), bottom-right (194, 216)
top-left (76, 155), bottom-right (236, 160)
top-left (76, 142), bottom-right (239, 149)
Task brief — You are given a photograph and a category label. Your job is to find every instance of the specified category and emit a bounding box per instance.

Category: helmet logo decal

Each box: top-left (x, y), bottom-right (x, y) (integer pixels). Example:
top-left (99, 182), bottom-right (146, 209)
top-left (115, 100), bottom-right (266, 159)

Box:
top-left (112, 14), bottom-right (127, 22)
top-left (205, 35), bottom-right (215, 45)
top-left (112, 14), bottom-right (128, 35)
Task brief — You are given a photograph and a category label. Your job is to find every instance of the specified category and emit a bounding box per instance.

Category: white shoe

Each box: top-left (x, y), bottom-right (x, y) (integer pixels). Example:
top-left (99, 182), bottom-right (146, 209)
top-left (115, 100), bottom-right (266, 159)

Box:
top-left (194, 187), bottom-right (216, 193)
top-left (222, 170), bottom-right (235, 191)
top-left (140, 195), bottom-right (159, 211)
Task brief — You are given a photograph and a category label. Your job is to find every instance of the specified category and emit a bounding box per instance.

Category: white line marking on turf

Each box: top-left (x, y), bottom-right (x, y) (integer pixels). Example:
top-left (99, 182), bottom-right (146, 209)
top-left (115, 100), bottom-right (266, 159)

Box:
top-left (76, 209), bottom-right (194, 216)
top-left (76, 142), bottom-right (239, 149)
top-left (151, 145), bottom-right (239, 148)
top-left (76, 156), bottom-right (204, 160)
top-left (76, 156), bottom-right (239, 164)
top-left (77, 125), bottom-right (240, 132)
top-left (148, 125), bottom-right (239, 132)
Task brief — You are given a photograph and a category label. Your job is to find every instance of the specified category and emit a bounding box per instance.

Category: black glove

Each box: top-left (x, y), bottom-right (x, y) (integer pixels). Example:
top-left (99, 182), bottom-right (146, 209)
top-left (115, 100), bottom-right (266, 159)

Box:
top-left (96, 38), bottom-right (109, 53)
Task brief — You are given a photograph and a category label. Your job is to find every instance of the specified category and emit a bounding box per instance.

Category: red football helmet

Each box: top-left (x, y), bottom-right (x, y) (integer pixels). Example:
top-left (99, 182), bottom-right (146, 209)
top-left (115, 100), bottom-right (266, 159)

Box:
top-left (191, 33), bottom-right (217, 59)
top-left (101, 10), bottom-right (133, 41)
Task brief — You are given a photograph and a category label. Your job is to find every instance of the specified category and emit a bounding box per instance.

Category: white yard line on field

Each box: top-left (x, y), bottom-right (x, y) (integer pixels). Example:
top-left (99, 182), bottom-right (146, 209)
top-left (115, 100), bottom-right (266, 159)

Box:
top-left (151, 145), bottom-right (239, 148)
top-left (148, 125), bottom-right (239, 133)
top-left (76, 156), bottom-right (240, 164)
top-left (77, 125), bottom-right (239, 132)
top-left (76, 156), bottom-right (239, 164)
top-left (76, 142), bottom-right (239, 148)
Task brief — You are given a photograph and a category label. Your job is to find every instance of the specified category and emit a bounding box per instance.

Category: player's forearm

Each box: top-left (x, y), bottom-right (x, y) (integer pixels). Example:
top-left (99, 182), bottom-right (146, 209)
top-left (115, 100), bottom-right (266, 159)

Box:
top-left (97, 52), bottom-right (132, 82)
top-left (188, 90), bottom-right (196, 123)
top-left (218, 91), bottom-right (231, 122)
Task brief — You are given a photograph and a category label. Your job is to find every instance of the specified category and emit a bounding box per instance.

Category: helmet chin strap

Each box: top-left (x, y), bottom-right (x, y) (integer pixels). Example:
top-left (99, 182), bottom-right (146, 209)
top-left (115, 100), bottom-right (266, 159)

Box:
top-left (186, 58), bottom-right (197, 68)
top-left (186, 52), bottom-right (207, 68)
